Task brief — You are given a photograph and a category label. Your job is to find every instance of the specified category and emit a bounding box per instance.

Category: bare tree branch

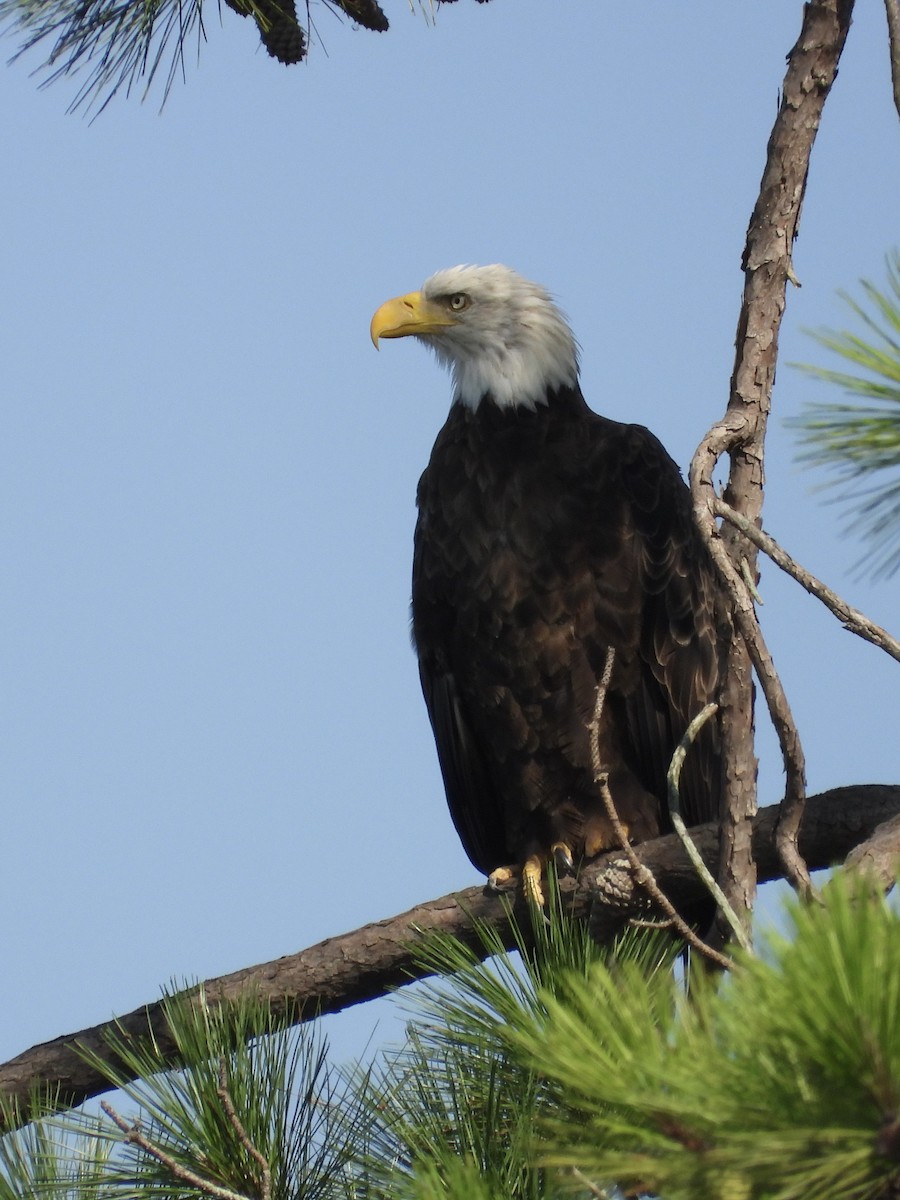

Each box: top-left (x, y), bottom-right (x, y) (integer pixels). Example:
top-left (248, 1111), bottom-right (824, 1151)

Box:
top-left (666, 703), bottom-right (753, 954)
top-left (1, 783), bottom-right (896, 1132)
top-left (217, 1059), bottom-right (273, 1200)
top-left (589, 655), bottom-right (733, 967)
top-left (714, 498), bottom-right (900, 663)
top-left (101, 1099), bottom-right (255, 1200)
top-left (691, 0), bottom-right (855, 913)
top-left (596, 766), bottom-right (734, 972)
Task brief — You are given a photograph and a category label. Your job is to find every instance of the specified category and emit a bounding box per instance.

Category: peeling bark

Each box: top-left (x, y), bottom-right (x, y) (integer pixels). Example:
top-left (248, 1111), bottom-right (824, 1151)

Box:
top-left (692, 0), bottom-right (856, 931)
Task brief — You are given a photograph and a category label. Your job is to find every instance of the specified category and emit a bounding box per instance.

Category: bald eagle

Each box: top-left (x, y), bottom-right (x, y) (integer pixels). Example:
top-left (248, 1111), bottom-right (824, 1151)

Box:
top-left (371, 265), bottom-right (723, 903)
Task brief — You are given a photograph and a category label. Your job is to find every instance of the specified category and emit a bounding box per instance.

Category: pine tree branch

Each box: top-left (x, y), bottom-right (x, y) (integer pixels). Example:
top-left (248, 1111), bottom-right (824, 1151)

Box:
top-left (690, 0), bottom-right (855, 914)
top-left (1, 783), bottom-right (897, 1131)
top-left (843, 813), bottom-right (900, 891)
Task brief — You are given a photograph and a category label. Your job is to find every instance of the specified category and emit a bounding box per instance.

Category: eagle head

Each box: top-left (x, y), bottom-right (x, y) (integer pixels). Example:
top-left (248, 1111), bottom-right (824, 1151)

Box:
top-left (370, 264), bottom-right (580, 411)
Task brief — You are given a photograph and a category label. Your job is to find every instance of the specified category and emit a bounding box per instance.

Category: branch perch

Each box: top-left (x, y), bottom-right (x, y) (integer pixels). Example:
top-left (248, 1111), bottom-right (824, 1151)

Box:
top-left (1, 783), bottom-right (896, 1131)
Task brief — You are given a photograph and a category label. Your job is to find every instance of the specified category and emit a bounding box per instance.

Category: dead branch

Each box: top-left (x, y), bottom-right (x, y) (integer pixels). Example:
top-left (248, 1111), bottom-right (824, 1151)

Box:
top-left (666, 703), bottom-right (752, 954)
top-left (597, 767), bottom-right (734, 972)
top-left (690, 0), bottom-right (855, 908)
top-left (101, 1099), bottom-right (254, 1200)
top-left (589, 653), bottom-right (732, 967)
top-left (714, 498), bottom-right (900, 663)
top-left (217, 1059), bottom-right (272, 1200)
top-left (1, 783), bottom-right (896, 1132)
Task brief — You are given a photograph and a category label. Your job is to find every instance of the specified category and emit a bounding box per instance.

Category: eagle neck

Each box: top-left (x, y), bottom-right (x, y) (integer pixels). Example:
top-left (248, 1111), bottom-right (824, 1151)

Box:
top-left (453, 383), bottom-right (591, 428)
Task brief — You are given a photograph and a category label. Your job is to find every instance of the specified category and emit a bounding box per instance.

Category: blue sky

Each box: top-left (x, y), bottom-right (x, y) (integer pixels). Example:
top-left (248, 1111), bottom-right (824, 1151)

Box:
top-left (1, 0), bottom-right (898, 1071)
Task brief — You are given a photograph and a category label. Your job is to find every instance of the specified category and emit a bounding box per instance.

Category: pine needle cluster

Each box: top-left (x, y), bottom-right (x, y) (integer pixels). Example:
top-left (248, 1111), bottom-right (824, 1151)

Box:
top-left (789, 250), bottom-right (900, 579)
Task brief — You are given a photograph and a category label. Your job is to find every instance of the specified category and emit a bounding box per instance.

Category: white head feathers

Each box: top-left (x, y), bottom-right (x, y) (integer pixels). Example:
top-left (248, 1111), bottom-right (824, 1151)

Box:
top-left (419, 265), bottom-right (580, 411)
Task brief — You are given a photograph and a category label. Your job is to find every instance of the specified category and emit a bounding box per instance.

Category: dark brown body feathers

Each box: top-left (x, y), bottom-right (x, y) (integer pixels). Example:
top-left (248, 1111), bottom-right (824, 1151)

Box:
top-left (412, 384), bottom-right (722, 876)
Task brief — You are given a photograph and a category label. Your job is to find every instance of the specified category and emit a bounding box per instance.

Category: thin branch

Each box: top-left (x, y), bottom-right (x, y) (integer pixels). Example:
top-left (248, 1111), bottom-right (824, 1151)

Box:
top-left (596, 768), bottom-right (734, 972)
top-left (714, 497), bottom-right (900, 663)
top-left (667, 704), bottom-right (753, 953)
top-left (217, 1059), bottom-right (272, 1200)
top-left (100, 1100), bottom-right (254, 1200)
top-left (586, 645), bottom-right (616, 779)
top-left (886, 0), bottom-right (900, 121)
top-left (589, 649), bottom-right (734, 970)
top-left (691, 0), bottom-right (855, 906)
top-left (2, 784), bottom-right (897, 1131)
top-left (693, 481), bottom-right (813, 899)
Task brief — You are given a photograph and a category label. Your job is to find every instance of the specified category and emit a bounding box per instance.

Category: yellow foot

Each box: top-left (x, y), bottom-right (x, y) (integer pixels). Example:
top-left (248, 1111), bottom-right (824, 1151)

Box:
top-left (487, 856), bottom-right (551, 906)
top-left (487, 864), bottom-right (519, 892)
top-left (522, 855), bottom-right (545, 907)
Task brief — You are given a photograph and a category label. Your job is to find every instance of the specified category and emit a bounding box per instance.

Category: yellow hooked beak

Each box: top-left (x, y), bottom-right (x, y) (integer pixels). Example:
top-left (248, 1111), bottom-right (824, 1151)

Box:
top-left (370, 291), bottom-right (458, 348)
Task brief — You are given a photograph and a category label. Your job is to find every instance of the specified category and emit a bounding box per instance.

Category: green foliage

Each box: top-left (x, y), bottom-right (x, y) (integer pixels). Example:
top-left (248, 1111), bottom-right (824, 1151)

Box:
top-left (0, 1112), bottom-right (116, 1199)
top-left (1, 987), bottom-right (368, 1199)
top-left (789, 250), bottom-right (900, 579)
top-left (508, 874), bottom-right (900, 1199)
top-left (350, 889), bottom-right (606, 1198)
top-left (1, 880), bottom-right (897, 1200)
top-left (345, 884), bottom-right (674, 1200)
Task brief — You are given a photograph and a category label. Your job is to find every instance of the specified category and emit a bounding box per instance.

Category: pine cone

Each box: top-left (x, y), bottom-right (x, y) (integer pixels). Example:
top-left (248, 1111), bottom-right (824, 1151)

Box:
top-left (222, 0), bottom-right (306, 65)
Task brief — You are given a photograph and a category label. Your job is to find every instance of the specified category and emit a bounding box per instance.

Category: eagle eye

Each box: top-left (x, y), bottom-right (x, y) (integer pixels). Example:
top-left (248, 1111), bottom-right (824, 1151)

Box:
top-left (447, 293), bottom-right (470, 313)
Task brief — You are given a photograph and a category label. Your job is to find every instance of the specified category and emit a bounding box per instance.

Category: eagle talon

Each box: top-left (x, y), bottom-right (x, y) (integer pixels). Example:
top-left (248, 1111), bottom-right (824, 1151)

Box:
top-left (486, 865), bottom-right (519, 893)
top-left (551, 842), bottom-right (574, 873)
top-left (487, 860), bottom-right (548, 907)
top-left (522, 855), bottom-right (546, 908)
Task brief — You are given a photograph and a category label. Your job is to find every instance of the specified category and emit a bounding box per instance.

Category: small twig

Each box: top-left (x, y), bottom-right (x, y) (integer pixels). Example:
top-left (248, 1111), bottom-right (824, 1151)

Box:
top-left (885, 0), bottom-right (900, 121)
top-left (100, 1101), bottom-right (254, 1200)
top-left (714, 498), bottom-right (900, 663)
top-left (667, 704), bottom-right (753, 953)
top-left (217, 1059), bottom-right (272, 1200)
top-left (596, 772), bottom-right (734, 971)
top-left (586, 645), bottom-right (616, 778)
top-left (589, 649), bottom-right (734, 971)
